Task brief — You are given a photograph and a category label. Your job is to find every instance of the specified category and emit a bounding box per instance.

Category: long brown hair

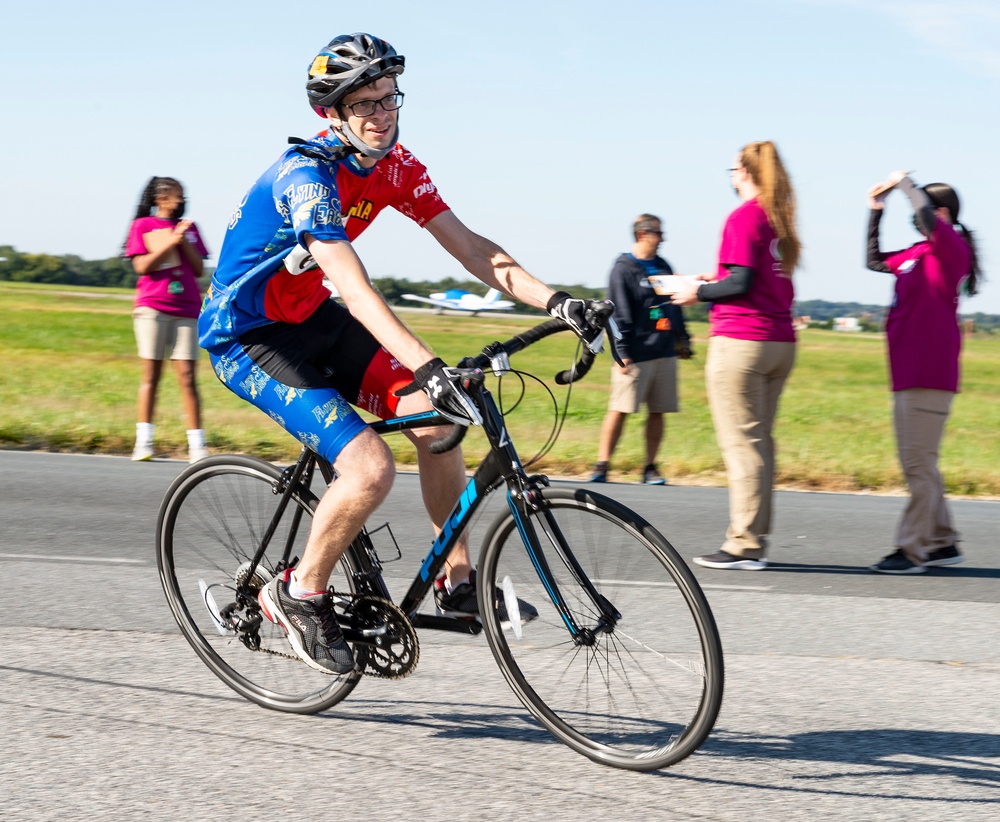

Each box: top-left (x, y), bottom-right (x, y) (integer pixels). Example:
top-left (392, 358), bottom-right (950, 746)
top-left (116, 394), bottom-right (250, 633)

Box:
top-left (741, 141), bottom-right (801, 274)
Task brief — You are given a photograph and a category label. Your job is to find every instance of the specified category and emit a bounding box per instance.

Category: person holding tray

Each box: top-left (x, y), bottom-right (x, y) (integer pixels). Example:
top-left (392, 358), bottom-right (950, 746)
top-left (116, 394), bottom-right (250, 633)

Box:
top-left (864, 171), bottom-right (982, 574)
top-left (673, 141), bottom-right (801, 570)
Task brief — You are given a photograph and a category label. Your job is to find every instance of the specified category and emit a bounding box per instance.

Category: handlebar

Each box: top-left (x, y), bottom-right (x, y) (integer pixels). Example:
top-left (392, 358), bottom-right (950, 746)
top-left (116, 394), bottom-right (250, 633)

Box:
top-left (428, 422), bottom-right (468, 455)
top-left (427, 303), bottom-right (617, 455)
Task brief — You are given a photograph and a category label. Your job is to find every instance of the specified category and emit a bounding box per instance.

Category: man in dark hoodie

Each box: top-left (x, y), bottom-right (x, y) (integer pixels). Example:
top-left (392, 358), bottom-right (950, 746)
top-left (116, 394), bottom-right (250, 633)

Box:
top-left (590, 214), bottom-right (691, 485)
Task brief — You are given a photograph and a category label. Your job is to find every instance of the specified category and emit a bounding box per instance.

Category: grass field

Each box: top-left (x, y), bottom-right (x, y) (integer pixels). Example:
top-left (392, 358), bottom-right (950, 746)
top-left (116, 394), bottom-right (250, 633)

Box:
top-left (2, 280), bottom-right (998, 496)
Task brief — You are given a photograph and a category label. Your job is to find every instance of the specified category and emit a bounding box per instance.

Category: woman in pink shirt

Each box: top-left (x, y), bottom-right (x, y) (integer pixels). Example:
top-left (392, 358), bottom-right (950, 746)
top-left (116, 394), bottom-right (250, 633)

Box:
top-left (124, 177), bottom-right (210, 463)
top-left (865, 172), bottom-right (982, 574)
top-left (674, 141), bottom-right (801, 570)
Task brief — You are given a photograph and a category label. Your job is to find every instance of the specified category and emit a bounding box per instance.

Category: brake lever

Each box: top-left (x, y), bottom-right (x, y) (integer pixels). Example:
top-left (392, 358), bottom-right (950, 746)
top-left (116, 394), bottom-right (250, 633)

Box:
top-left (605, 317), bottom-right (625, 367)
top-left (427, 369), bottom-right (484, 454)
top-left (583, 301), bottom-right (625, 366)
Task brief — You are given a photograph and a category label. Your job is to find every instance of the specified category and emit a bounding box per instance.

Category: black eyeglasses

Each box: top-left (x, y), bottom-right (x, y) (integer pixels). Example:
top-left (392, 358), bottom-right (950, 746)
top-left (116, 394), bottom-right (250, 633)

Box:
top-left (340, 92), bottom-right (405, 117)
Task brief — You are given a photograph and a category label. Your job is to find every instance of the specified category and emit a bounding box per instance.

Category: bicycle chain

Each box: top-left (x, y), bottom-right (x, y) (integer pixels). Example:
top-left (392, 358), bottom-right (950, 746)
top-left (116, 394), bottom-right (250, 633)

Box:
top-left (255, 644), bottom-right (300, 662)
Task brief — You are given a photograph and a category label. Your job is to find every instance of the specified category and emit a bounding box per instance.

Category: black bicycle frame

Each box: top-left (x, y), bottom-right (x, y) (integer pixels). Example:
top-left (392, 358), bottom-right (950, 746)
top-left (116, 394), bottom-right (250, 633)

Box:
top-left (380, 380), bottom-right (616, 641)
top-left (240, 369), bottom-right (618, 641)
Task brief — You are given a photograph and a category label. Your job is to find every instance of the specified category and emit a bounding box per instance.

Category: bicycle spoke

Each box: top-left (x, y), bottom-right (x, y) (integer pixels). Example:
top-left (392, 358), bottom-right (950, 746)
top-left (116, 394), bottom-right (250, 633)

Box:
top-left (478, 488), bottom-right (723, 770)
top-left (158, 457), bottom-right (362, 713)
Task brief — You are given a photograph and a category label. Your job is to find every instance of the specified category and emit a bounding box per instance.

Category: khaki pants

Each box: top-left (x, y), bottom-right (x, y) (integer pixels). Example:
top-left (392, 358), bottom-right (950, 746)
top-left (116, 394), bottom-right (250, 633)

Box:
top-left (893, 389), bottom-right (958, 561)
top-left (133, 307), bottom-right (200, 361)
top-left (706, 336), bottom-right (796, 557)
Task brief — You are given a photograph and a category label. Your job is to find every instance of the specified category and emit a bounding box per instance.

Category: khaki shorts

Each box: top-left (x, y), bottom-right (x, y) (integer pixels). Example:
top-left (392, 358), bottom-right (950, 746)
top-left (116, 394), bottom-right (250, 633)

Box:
top-left (608, 357), bottom-right (678, 414)
top-left (133, 306), bottom-right (200, 361)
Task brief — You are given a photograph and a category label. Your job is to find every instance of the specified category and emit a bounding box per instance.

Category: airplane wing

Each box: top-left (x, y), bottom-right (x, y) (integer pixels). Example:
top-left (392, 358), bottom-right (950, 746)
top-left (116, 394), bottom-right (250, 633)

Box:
top-left (401, 292), bottom-right (515, 313)
top-left (401, 294), bottom-right (445, 307)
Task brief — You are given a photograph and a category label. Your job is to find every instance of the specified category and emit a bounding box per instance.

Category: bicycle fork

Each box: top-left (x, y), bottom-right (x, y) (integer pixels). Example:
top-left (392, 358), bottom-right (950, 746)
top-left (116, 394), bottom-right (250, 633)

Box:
top-left (507, 484), bottom-right (621, 645)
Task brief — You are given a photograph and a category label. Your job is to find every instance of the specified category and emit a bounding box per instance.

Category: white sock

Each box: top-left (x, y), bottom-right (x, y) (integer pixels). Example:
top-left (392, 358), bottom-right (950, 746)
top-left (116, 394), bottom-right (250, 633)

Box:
top-left (135, 422), bottom-right (154, 446)
top-left (445, 573), bottom-right (471, 594)
top-left (288, 570), bottom-right (324, 600)
top-left (187, 428), bottom-right (206, 449)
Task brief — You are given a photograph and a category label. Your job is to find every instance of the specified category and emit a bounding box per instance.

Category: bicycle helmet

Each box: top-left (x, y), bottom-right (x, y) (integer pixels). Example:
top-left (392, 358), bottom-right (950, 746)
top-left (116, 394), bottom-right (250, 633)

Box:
top-left (307, 33), bottom-right (405, 117)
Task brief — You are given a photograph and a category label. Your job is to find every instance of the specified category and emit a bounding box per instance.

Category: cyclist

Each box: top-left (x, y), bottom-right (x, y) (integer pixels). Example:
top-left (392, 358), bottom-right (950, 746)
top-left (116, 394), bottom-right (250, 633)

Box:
top-left (199, 33), bottom-right (606, 674)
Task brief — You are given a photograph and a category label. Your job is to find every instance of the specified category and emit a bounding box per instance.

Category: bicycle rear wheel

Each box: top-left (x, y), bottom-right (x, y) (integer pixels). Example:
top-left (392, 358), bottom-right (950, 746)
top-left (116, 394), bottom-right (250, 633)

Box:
top-left (477, 487), bottom-right (724, 771)
top-left (157, 455), bottom-right (362, 713)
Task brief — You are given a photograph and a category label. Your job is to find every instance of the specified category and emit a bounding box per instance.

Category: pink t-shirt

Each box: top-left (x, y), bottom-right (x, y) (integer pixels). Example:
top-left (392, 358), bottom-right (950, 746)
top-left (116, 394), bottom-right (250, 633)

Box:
top-left (710, 198), bottom-right (795, 342)
top-left (125, 216), bottom-right (209, 318)
top-left (883, 218), bottom-right (969, 392)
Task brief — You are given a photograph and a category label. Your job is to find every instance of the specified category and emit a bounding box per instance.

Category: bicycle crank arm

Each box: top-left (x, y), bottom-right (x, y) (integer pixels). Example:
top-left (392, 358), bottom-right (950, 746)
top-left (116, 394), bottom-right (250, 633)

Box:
top-left (341, 627), bottom-right (397, 648)
top-left (409, 612), bottom-right (483, 635)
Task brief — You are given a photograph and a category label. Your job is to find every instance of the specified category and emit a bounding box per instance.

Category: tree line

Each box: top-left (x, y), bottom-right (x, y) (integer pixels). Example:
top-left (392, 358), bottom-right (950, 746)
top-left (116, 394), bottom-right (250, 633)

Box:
top-left (2, 245), bottom-right (994, 329)
top-left (0, 245), bottom-right (144, 288)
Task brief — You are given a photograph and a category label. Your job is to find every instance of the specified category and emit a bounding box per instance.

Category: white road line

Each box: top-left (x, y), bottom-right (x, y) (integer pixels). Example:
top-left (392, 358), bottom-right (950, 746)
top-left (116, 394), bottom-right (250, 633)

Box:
top-left (700, 583), bottom-right (772, 592)
top-left (592, 578), bottom-right (772, 592)
top-left (0, 553), bottom-right (144, 565)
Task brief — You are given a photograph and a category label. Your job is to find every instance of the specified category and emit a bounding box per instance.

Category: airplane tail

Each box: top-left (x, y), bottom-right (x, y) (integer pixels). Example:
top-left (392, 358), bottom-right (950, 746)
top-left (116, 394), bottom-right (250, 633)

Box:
top-left (484, 288), bottom-right (503, 303)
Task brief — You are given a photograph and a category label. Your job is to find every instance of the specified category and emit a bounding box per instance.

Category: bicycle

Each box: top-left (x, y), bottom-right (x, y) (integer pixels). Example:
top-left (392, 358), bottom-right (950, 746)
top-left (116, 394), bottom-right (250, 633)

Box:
top-left (156, 310), bottom-right (724, 771)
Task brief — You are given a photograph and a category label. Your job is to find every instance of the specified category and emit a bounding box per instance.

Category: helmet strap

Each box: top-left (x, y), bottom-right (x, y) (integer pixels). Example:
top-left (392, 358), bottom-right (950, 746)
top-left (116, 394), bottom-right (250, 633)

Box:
top-left (336, 121), bottom-right (398, 162)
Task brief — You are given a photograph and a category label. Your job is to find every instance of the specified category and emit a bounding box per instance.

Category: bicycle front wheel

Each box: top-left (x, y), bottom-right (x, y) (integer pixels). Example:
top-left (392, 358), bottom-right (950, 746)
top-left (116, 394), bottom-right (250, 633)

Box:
top-left (477, 487), bottom-right (724, 771)
top-left (157, 455), bottom-right (362, 714)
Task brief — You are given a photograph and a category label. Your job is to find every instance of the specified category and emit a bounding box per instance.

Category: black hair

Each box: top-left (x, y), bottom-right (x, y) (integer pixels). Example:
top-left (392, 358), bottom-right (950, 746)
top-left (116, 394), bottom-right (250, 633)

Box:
top-left (121, 176), bottom-right (185, 261)
top-left (132, 176), bottom-right (184, 220)
top-left (922, 182), bottom-right (982, 296)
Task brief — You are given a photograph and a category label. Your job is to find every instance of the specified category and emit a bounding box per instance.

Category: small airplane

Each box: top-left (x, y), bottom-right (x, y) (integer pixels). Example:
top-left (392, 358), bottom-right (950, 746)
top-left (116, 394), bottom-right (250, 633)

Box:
top-left (401, 287), bottom-right (515, 315)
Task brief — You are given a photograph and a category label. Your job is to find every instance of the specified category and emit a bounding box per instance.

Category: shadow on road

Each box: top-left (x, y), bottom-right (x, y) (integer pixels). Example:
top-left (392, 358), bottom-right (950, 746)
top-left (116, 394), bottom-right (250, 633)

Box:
top-left (8, 666), bottom-right (999, 796)
top-left (761, 562), bottom-right (1000, 579)
top-left (683, 728), bottom-right (1000, 797)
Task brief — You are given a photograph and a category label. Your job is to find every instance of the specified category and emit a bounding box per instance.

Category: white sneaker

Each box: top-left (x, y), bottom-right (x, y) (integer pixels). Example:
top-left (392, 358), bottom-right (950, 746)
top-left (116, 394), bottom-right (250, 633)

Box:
top-left (131, 444), bottom-right (154, 462)
top-left (189, 446), bottom-right (210, 464)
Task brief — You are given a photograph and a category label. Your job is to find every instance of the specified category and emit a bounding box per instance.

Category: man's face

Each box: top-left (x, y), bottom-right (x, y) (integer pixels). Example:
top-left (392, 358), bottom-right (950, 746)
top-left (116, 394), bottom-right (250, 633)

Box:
top-left (330, 76), bottom-right (400, 151)
top-left (638, 224), bottom-right (663, 253)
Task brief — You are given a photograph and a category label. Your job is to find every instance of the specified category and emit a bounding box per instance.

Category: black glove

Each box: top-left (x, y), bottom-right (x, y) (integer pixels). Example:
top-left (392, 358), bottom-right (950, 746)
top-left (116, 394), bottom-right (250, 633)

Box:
top-left (676, 341), bottom-right (694, 360)
top-left (395, 358), bottom-right (483, 426)
top-left (547, 291), bottom-right (608, 353)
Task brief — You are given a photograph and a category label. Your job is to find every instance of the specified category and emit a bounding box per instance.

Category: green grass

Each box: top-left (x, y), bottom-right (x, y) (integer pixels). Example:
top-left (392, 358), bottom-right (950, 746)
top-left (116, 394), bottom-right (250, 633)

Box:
top-left (2, 281), bottom-right (998, 495)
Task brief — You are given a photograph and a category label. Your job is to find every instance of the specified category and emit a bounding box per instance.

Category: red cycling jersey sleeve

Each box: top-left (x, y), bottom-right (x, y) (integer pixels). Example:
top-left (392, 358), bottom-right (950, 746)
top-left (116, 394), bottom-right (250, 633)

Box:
top-left (330, 139), bottom-right (451, 241)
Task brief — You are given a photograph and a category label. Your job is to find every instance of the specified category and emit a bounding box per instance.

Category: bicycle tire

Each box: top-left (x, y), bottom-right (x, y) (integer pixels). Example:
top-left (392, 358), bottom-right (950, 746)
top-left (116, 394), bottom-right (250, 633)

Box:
top-left (476, 487), bottom-right (724, 771)
top-left (157, 455), bottom-right (363, 713)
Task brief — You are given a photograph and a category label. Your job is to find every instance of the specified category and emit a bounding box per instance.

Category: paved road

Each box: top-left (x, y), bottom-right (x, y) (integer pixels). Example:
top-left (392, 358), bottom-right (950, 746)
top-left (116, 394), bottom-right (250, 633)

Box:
top-left (2, 451), bottom-right (998, 820)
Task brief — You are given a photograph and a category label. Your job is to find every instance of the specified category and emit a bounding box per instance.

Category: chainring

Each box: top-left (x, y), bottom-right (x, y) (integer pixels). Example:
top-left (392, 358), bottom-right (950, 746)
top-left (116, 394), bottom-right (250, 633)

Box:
top-left (349, 596), bottom-right (420, 680)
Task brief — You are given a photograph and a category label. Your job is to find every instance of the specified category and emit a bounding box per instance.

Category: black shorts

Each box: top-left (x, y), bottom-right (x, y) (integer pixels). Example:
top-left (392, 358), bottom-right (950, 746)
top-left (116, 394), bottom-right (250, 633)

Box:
top-left (206, 299), bottom-right (414, 463)
top-left (240, 299), bottom-right (381, 400)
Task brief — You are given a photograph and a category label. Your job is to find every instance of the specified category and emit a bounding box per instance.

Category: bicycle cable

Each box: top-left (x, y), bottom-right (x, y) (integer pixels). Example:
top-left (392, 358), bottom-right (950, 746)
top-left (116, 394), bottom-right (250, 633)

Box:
top-left (493, 336), bottom-right (583, 469)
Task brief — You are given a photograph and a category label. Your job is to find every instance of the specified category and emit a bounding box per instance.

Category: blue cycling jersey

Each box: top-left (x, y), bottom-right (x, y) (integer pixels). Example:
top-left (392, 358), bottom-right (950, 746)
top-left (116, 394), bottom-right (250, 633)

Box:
top-left (199, 132), bottom-right (448, 351)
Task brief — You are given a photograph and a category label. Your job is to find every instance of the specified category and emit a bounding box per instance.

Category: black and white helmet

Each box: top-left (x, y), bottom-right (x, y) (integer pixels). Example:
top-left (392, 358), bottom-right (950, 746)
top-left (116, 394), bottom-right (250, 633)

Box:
top-left (306, 33), bottom-right (405, 117)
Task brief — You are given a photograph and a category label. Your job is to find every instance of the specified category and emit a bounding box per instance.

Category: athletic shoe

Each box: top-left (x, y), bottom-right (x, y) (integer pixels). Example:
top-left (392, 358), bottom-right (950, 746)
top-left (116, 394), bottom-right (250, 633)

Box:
top-left (693, 550), bottom-right (768, 570)
top-left (189, 446), bottom-right (210, 464)
top-left (258, 569), bottom-right (356, 674)
top-left (434, 571), bottom-right (539, 623)
top-left (869, 549), bottom-right (926, 575)
top-left (590, 471), bottom-right (607, 483)
top-left (131, 444), bottom-right (154, 462)
top-left (642, 464), bottom-right (667, 485)
top-left (923, 545), bottom-right (964, 567)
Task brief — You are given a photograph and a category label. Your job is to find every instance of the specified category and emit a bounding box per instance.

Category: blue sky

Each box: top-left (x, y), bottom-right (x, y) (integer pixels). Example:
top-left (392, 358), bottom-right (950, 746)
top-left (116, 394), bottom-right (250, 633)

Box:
top-left (3, 0), bottom-right (998, 312)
